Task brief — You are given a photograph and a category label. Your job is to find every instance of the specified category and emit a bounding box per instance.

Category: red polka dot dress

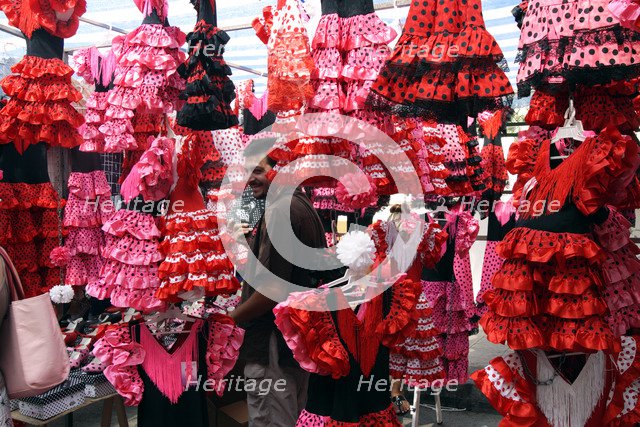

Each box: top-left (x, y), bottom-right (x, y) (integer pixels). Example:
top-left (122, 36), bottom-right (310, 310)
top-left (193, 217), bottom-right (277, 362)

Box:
top-left (0, 143), bottom-right (66, 298)
top-left (366, 0), bottom-right (513, 121)
top-left (101, 0), bottom-right (186, 152)
top-left (0, 0), bottom-right (86, 153)
top-left (480, 127), bottom-right (640, 353)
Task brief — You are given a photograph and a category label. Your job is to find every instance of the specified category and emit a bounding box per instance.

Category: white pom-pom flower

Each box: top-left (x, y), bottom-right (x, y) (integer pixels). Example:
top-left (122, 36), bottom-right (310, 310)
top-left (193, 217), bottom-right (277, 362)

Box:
top-left (49, 285), bottom-right (74, 304)
top-left (336, 230), bottom-right (376, 273)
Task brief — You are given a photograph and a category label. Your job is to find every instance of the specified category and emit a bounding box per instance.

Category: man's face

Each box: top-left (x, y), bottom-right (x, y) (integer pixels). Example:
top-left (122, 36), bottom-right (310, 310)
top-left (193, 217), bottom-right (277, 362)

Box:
top-left (247, 157), bottom-right (272, 199)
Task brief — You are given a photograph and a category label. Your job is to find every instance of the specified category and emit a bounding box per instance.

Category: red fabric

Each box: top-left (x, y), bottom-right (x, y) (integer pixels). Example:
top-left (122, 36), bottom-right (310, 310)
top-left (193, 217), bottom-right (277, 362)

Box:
top-left (0, 0), bottom-right (86, 38)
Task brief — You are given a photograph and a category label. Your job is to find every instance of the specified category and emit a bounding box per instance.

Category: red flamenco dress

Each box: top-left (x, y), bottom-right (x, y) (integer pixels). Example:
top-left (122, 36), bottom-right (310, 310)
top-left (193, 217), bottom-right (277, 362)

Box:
top-left (101, 0), bottom-right (186, 152)
top-left (273, 279), bottom-right (422, 426)
top-left (472, 335), bottom-right (640, 426)
top-left (73, 47), bottom-right (117, 153)
top-left (155, 134), bottom-right (240, 303)
top-left (0, 0), bottom-right (86, 153)
top-left (87, 136), bottom-right (175, 312)
top-left (175, 0), bottom-right (238, 131)
top-left (366, 0), bottom-right (513, 121)
top-left (480, 127), bottom-right (640, 353)
top-left (0, 143), bottom-right (65, 297)
top-left (369, 216), bottom-right (449, 386)
top-left (253, 0), bottom-right (315, 127)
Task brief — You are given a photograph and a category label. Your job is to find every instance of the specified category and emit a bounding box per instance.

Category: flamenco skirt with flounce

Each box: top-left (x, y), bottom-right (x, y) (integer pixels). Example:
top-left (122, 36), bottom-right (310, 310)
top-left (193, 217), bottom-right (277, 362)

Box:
top-left (176, 21), bottom-right (238, 131)
top-left (79, 92), bottom-right (109, 152)
top-left (517, 0), bottom-right (640, 96)
top-left (156, 210), bottom-right (240, 302)
top-left (0, 181), bottom-right (65, 297)
top-left (86, 209), bottom-right (164, 312)
top-left (526, 85), bottom-right (640, 132)
top-left (479, 226), bottom-right (620, 353)
top-left (367, 24), bottom-right (513, 120)
top-left (0, 56), bottom-right (83, 153)
top-left (390, 283), bottom-right (445, 385)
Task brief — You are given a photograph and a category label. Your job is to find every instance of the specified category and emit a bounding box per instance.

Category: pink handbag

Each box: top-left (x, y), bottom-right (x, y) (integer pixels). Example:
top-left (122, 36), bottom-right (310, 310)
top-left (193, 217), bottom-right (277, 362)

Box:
top-left (0, 247), bottom-right (70, 398)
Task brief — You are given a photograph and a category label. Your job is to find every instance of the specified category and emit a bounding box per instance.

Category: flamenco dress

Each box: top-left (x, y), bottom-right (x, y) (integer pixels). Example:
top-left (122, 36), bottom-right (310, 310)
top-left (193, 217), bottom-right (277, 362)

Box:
top-left (366, 0), bottom-right (513, 121)
top-left (478, 110), bottom-right (509, 200)
top-left (516, 0), bottom-right (640, 97)
top-left (253, 0), bottom-right (314, 127)
top-left (155, 133), bottom-right (240, 303)
top-left (423, 208), bottom-right (479, 383)
top-left (238, 79), bottom-right (276, 138)
top-left (175, 0), bottom-right (237, 131)
top-left (61, 151), bottom-right (112, 287)
top-left (274, 279), bottom-right (423, 426)
top-left (0, 0), bottom-right (86, 153)
top-left (0, 143), bottom-right (65, 297)
top-left (471, 335), bottom-right (640, 426)
top-left (87, 136), bottom-right (175, 312)
top-left (369, 217), bottom-right (449, 386)
top-left (92, 315), bottom-right (244, 426)
top-left (73, 47), bottom-right (117, 153)
top-left (480, 126), bottom-right (640, 353)
top-left (101, 0), bottom-right (186, 152)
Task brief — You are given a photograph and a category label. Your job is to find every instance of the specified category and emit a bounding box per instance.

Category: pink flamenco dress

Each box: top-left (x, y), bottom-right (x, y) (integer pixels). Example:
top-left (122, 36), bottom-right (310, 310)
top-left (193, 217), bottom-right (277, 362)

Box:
top-left (155, 133), bottom-right (240, 303)
top-left (480, 126), bottom-right (640, 354)
top-left (61, 171), bottom-right (112, 287)
top-left (423, 207), bottom-right (479, 383)
top-left (369, 216), bottom-right (449, 386)
top-left (72, 47), bottom-right (117, 153)
top-left (472, 335), bottom-right (640, 426)
top-left (175, 0), bottom-right (238, 131)
top-left (92, 315), bottom-right (244, 424)
top-left (0, 0), bottom-right (86, 153)
top-left (87, 136), bottom-right (175, 312)
top-left (101, 0), bottom-right (186, 153)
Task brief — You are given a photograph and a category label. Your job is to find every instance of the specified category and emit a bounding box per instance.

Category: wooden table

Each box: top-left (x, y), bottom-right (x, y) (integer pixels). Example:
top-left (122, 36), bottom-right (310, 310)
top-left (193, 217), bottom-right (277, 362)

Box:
top-left (11, 393), bottom-right (129, 427)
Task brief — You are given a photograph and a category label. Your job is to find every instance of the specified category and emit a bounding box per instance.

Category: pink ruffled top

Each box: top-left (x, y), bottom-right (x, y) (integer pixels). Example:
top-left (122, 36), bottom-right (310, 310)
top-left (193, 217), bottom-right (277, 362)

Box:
top-left (120, 136), bottom-right (175, 203)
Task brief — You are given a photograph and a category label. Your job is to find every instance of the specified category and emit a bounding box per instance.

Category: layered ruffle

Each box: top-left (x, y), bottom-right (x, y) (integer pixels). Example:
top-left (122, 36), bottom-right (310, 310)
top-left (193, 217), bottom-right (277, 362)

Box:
top-left (296, 405), bottom-right (401, 427)
top-left (516, 0), bottom-right (640, 95)
top-left (0, 0), bottom-right (86, 38)
top-left (0, 56), bottom-right (84, 153)
top-left (205, 314), bottom-right (245, 397)
top-left (93, 325), bottom-right (145, 406)
top-left (0, 181), bottom-right (64, 297)
top-left (88, 209), bottom-right (164, 312)
top-left (156, 209), bottom-right (240, 302)
top-left (176, 21), bottom-right (238, 131)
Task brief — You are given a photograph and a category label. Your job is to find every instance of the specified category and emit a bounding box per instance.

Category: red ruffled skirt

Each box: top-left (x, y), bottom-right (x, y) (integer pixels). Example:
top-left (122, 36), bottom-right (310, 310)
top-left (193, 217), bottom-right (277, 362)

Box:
top-left (0, 181), bottom-right (65, 297)
top-left (0, 56), bottom-right (83, 153)
top-left (480, 227), bottom-right (619, 353)
top-left (155, 209), bottom-right (240, 302)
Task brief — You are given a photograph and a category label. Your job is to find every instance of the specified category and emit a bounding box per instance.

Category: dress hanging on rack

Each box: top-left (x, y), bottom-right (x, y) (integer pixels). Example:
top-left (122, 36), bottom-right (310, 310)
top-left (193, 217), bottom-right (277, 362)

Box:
top-left (93, 315), bottom-right (244, 426)
top-left (366, 0), bottom-right (513, 121)
top-left (176, 0), bottom-right (237, 131)
top-left (423, 207), bottom-right (479, 383)
top-left (480, 127), bottom-right (640, 353)
top-left (101, 0), bottom-right (186, 152)
top-left (73, 47), bottom-right (117, 153)
top-left (0, 143), bottom-right (66, 297)
top-left (155, 132), bottom-right (240, 303)
top-left (0, 0), bottom-right (86, 153)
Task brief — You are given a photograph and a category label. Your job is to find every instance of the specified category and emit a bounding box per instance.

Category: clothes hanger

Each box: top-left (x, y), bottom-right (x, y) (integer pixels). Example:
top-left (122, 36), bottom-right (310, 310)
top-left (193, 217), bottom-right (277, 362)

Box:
top-left (550, 98), bottom-right (586, 159)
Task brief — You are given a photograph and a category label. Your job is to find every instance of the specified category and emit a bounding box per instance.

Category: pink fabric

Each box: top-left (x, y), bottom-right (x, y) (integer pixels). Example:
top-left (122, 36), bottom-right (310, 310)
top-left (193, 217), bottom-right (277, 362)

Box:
top-left (101, 209), bottom-right (161, 240)
top-left (205, 314), bottom-right (245, 397)
top-left (247, 89), bottom-right (270, 120)
top-left (477, 240), bottom-right (502, 314)
top-left (494, 200), bottom-right (516, 226)
top-left (609, 0), bottom-right (640, 29)
top-left (93, 325), bottom-right (145, 406)
top-left (120, 136), bottom-right (175, 203)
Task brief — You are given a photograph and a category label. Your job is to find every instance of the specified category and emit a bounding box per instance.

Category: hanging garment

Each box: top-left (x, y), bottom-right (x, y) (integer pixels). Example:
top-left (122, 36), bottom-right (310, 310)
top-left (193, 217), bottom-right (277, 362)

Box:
top-left (366, 0), bottom-right (513, 121)
top-left (480, 127), bottom-right (640, 353)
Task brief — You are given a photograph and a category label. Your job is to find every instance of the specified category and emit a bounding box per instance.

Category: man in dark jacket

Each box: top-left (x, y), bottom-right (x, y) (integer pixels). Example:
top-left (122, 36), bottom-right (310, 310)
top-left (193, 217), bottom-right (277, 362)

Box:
top-left (230, 139), bottom-right (326, 427)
